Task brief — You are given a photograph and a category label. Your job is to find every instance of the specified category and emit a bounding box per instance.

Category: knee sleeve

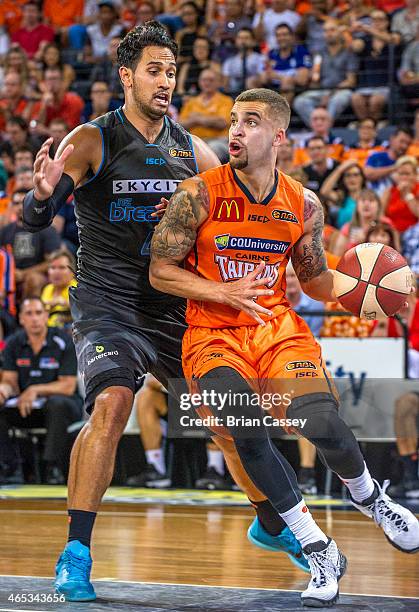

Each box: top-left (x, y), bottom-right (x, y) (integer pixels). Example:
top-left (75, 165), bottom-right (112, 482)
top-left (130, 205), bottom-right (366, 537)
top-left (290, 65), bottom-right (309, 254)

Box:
top-left (288, 393), bottom-right (364, 479)
top-left (85, 367), bottom-right (136, 414)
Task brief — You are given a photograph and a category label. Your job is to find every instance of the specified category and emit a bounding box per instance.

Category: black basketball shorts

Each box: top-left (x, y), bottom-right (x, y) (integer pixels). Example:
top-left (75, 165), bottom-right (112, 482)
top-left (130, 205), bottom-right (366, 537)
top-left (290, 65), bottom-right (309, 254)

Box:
top-left (69, 284), bottom-right (186, 413)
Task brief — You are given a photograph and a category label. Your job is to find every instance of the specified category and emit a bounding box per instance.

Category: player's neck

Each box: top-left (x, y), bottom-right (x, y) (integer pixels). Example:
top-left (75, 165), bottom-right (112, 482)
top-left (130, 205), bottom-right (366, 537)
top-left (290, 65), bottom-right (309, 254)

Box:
top-left (234, 165), bottom-right (277, 202)
top-left (122, 104), bottom-right (165, 143)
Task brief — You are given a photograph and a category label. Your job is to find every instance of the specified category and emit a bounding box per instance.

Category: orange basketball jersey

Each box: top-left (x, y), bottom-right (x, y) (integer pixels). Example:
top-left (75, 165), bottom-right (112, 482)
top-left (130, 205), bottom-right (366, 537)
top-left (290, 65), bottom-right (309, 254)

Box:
top-left (185, 163), bottom-right (305, 328)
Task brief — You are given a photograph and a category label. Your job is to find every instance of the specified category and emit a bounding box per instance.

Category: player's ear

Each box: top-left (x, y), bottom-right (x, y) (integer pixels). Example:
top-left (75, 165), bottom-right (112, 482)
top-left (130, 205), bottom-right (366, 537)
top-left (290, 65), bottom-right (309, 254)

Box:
top-left (119, 66), bottom-right (133, 88)
top-left (273, 127), bottom-right (286, 148)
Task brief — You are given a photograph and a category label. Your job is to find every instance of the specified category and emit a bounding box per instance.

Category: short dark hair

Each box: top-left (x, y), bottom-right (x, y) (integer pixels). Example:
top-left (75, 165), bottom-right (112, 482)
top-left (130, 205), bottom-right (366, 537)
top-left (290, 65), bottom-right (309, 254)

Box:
top-left (117, 21), bottom-right (177, 71)
top-left (12, 188), bottom-right (30, 198)
top-left (7, 116), bottom-right (28, 131)
top-left (392, 125), bottom-right (414, 139)
top-left (275, 23), bottom-right (293, 34)
top-left (307, 135), bottom-right (326, 147)
top-left (235, 88), bottom-right (290, 129)
top-left (14, 146), bottom-right (34, 157)
top-left (359, 117), bottom-right (377, 127)
top-left (237, 27), bottom-right (254, 37)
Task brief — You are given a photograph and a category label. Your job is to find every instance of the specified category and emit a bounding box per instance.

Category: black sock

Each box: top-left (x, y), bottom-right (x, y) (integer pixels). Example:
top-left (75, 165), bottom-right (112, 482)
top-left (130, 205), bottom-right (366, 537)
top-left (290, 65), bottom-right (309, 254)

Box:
top-left (401, 453), bottom-right (418, 482)
top-left (249, 499), bottom-right (286, 536)
top-left (68, 509), bottom-right (97, 548)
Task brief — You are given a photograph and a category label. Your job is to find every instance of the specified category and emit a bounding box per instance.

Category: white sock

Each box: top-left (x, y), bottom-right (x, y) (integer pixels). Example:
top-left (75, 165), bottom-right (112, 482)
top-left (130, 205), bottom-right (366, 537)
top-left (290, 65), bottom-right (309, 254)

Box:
top-left (146, 449), bottom-right (165, 475)
top-left (280, 499), bottom-right (328, 549)
top-left (340, 463), bottom-right (375, 503)
top-left (207, 449), bottom-right (225, 476)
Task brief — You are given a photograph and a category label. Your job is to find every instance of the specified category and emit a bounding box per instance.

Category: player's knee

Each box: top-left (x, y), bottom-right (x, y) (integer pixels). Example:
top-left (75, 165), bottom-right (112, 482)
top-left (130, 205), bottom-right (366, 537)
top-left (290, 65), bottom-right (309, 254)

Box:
top-left (91, 387), bottom-right (133, 437)
top-left (395, 392), bottom-right (419, 420)
top-left (287, 393), bottom-right (339, 438)
top-left (234, 437), bottom-right (269, 462)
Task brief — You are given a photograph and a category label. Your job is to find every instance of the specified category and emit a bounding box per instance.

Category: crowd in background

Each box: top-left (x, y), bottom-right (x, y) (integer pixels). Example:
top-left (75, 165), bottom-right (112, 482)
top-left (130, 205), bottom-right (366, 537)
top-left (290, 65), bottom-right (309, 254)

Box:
top-left (0, 0), bottom-right (418, 487)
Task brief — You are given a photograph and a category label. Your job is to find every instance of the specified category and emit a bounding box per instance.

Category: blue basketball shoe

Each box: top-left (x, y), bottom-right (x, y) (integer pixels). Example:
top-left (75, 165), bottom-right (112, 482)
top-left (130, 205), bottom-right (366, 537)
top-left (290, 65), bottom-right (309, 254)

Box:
top-left (55, 540), bottom-right (96, 601)
top-left (247, 517), bottom-right (310, 573)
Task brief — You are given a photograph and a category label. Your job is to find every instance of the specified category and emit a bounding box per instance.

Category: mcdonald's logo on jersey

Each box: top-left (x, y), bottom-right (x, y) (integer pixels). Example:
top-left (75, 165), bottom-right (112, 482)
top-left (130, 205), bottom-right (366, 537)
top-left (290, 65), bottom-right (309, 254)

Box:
top-left (212, 197), bottom-right (244, 222)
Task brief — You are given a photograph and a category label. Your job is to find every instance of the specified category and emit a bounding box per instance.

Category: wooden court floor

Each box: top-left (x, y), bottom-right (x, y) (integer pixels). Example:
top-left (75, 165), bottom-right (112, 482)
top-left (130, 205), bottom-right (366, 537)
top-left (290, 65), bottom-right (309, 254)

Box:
top-left (0, 499), bottom-right (418, 600)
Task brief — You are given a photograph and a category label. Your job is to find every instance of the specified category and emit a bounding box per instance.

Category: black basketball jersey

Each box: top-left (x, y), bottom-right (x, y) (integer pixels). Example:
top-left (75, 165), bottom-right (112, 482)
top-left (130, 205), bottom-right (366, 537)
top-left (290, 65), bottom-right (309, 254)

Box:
top-left (74, 108), bottom-right (197, 310)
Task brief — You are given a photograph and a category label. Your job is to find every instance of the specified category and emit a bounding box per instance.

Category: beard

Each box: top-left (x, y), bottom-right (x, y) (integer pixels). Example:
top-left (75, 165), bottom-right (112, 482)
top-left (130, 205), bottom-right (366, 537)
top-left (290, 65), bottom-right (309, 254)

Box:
top-left (132, 81), bottom-right (167, 121)
top-left (229, 150), bottom-right (248, 170)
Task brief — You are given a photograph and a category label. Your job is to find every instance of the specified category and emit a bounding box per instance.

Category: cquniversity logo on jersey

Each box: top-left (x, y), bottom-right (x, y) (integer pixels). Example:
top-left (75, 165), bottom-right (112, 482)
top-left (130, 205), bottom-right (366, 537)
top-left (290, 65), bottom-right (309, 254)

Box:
top-left (109, 198), bottom-right (158, 223)
top-left (214, 234), bottom-right (290, 254)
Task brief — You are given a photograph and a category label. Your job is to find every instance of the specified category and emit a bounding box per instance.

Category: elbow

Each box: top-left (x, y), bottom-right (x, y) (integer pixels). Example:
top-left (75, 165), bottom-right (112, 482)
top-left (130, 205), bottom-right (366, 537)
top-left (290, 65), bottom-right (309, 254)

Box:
top-left (149, 263), bottom-right (165, 292)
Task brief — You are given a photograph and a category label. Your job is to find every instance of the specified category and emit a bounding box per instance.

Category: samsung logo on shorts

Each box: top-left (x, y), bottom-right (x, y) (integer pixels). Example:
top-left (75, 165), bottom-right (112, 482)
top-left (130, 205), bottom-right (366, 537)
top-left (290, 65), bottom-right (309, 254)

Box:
top-left (214, 234), bottom-right (290, 253)
top-left (113, 179), bottom-right (181, 194)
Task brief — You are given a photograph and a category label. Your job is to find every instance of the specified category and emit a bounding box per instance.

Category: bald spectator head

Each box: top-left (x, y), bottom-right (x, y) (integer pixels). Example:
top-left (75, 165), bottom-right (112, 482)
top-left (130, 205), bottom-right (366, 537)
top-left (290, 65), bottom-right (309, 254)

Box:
top-left (310, 108), bottom-right (333, 138)
top-left (198, 69), bottom-right (221, 96)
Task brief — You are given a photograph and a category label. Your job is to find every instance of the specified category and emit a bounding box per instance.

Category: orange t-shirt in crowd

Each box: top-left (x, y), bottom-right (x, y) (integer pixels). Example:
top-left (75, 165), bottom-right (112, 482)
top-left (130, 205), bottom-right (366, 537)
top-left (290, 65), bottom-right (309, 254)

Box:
top-left (407, 141), bottom-right (419, 161)
top-left (294, 141), bottom-right (344, 166)
top-left (0, 0), bottom-right (26, 34)
top-left (185, 164), bottom-right (305, 328)
top-left (43, 0), bottom-right (84, 28)
top-left (342, 143), bottom-right (385, 167)
top-left (0, 97), bottom-right (41, 132)
top-left (385, 183), bottom-right (419, 233)
top-left (179, 92), bottom-right (233, 141)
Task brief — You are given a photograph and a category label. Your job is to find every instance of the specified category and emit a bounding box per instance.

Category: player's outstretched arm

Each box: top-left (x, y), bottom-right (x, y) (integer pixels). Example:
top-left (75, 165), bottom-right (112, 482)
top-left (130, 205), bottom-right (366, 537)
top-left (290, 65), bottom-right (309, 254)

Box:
top-left (150, 177), bottom-right (275, 325)
top-left (291, 188), bottom-right (336, 303)
top-left (23, 124), bottom-right (102, 232)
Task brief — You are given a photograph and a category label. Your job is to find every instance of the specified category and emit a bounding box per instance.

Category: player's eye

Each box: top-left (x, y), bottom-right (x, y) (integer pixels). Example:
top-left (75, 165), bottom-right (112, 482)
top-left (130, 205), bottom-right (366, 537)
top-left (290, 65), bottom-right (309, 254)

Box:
top-left (167, 72), bottom-right (176, 79)
top-left (248, 120), bottom-right (257, 127)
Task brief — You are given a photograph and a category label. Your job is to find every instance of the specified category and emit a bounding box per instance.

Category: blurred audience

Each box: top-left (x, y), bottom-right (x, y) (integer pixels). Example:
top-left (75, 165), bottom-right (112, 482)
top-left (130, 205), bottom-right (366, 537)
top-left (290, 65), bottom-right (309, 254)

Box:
top-left (253, 0), bottom-right (301, 50)
top-left (303, 136), bottom-right (339, 194)
top-left (39, 42), bottom-right (76, 91)
top-left (364, 126), bottom-right (413, 196)
top-left (11, 2), bottom-right (55, 59)
top-left (81, 81), bottom-right (119, 123)
top-left (294, 108), bottom-right (344, 165)
top-left (342, 118), bottom-right (384, 166)
top-left (90, 34), bottom-right (124, 99)
top-left (320, 159), bottom-right (366, 227)
top-left (381, 155), bottom-right (419, 233)
top-left (85, 0), bottom-right (124, 62)
top-left (176, 36), bottom-right (219, 97)
top-left (41, 249), bottom-right (76, 330)
top-left (175, 2), bottom-right (206, 63)
top-left (221, 28), bottom-right (265, 96)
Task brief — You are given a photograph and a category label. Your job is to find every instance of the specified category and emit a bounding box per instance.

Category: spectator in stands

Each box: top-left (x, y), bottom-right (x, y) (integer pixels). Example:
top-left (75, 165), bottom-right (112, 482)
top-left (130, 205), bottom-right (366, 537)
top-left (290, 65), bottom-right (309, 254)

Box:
top-left (402, 220), bottom-right (419, 276)
top-left (0, 47), bottom-right (30, 91)
top-left (135, 2), bottom-right (156, 27)
top-left (398, 26), bottom-right (419, 109)
top-left (14, 167), bottom-right (34, 192)
top-left (253, 0), bottom-right (301, 50)
top-left (294, 108), bottom-right (344, 166)
top-left (0, 189), bottom-right (61, 298)
top-left (0, 247), bottom-right (17, 339)
top-left (11, 2), bottom-right (55, 59)
top-left (221, 28), bottom-right (265, 96)
top-left (408, 108), bottom-right (419, 160)
top-left (333, 188), bottom-right (386, 255)
top-left (0, 71), bottom-right (40, 132)
top-left (85, 1), bottom-right (124, 62)
top-left (387, 391), bottom-right (419, 498)
top-left (48, 119), bottom-right (70, 158)
top-left (303, 136), bottom-right (339, 194)
top-left (260, 23), bottom-right (312, 103)
top-left (26, 59), bottom-right (43, 102)
top-left (1, 117), bottom-right (39, 158)
top-left (342, 118), bottom-right (384, 166)
top-left (176, 37), bottom-right (219, 97)
top-left (90, 34), bottom-right (124, 99)
top-left (350, 10), bottom-right (398, 123)
top-left (365, 219), bottom-right (401, 251)
top-left (175, 2), bottom-right (206, 63)
top-left (320, 159), bottom-right (366, 227)
top-left (295, 0), bottom-right (328, 55)
top-left (179, 69), bottom-right (233, 162)
top-left (391, 0), bottom-right (419, 46)
top-left (293, 19), bottom-right (358, 127)
top-left (81, 81), bottom-right (120, 123)
top-left (381, 156), bottom-right (419, 233)
top-left (208, 0), bottom-right (252, 63)
top-left (276, 137), bottom-right (298, 175)
top-left (5, 148), bottom-right (35, 197)
top-left (364, 126), bottom-right (413, 196)
top-left (336, 0), bottom-right (373, 39)
top-left (0, 297), bottom-right (82, 485)
top-left (286, 261), bottom-right (324, 336)
top-left (39, 43), bottom-right (76, 92)
top-left (33, 66), bottom-right (84, 133)
top-left (41, 249), bottom-right (76, 330)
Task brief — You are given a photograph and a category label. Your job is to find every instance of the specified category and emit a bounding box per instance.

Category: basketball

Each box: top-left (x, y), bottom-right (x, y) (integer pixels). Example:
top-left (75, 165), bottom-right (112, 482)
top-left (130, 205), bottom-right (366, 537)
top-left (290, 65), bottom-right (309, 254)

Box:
top-left (334, 243), bottom-right (413, 320)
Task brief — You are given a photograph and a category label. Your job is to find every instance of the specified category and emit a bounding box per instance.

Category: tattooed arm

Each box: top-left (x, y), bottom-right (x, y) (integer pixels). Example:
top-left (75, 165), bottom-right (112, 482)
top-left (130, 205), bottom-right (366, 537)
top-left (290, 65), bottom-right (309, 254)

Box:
top-left (291, 188), bottom-right (336, 303)
top-left (150, 176), bottom-right (275, 324)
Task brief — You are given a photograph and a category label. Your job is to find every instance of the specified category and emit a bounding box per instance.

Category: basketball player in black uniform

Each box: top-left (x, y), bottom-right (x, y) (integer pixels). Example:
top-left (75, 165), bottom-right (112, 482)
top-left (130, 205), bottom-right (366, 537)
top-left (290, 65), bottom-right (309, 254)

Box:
top-left (23, 23), bottom-right (308, 602)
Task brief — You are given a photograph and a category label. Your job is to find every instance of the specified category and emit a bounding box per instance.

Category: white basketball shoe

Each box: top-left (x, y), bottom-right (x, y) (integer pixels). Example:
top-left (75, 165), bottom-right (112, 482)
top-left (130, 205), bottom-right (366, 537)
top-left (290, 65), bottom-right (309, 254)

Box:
top-left (301, 538), bottom-right (347, 608)
top-left (351, 479), bottom-right (419, 553)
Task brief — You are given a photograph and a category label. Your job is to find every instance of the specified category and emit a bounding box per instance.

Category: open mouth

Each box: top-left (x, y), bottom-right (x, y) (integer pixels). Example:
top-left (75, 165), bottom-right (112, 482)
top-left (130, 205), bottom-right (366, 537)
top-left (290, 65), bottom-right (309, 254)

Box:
top-left (154, 93), bottom-right (169, 105)
top-left (229, 141), bottom-right (243, 155)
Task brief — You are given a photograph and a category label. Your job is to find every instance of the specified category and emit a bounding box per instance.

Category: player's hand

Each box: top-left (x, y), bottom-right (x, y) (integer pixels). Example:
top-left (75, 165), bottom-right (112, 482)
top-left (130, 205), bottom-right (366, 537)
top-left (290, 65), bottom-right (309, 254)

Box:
top-left (17, 386), bottom-right (38, 418)
top-left (219, 261), bottom-right (275, 326)
top-left (151, 197), bottom-right (170, 218)
top-left (33, 137), bottom-right (74, 200)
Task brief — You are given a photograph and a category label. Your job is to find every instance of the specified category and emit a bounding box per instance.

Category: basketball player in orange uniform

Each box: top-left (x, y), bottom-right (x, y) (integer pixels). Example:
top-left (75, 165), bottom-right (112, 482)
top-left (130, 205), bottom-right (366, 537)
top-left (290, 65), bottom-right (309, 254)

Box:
top-left (150, 89), bottom-right (419, 607)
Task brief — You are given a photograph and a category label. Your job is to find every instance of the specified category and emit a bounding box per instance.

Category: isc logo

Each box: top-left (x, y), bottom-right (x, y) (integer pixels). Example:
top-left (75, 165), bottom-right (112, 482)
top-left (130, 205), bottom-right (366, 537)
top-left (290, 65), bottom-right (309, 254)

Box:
top-left (145, 157), bottom-right (166, 165)
top-left (248, 214), bottom-right (269, 224)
